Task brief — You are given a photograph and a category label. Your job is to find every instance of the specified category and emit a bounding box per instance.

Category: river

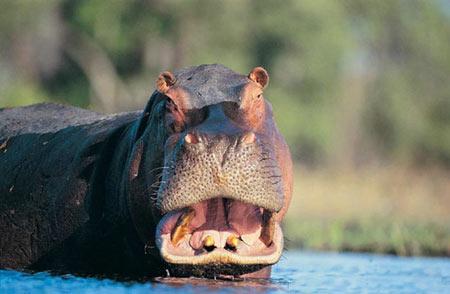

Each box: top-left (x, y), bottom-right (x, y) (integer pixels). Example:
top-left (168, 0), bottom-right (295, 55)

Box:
top-left (1, 251), bottom-right (449, 293)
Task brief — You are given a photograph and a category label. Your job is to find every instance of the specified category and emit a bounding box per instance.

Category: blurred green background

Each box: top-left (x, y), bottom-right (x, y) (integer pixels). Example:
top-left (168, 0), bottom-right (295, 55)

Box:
top-left (1, 0), bottom-right (449, 256)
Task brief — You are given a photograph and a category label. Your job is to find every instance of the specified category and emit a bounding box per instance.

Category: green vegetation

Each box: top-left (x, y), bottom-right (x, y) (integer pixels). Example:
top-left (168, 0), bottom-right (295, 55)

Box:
top-left (285, 168), bottom-right (450, 256)
top-left (1, 0), bottom-right (449, 256)
top-left (285, 219), bottom-right (450, 256)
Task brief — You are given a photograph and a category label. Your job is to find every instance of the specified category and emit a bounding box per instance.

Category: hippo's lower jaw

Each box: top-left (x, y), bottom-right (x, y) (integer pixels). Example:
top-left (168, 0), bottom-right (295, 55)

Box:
top-left (155, 198), bottom-right (283, 278)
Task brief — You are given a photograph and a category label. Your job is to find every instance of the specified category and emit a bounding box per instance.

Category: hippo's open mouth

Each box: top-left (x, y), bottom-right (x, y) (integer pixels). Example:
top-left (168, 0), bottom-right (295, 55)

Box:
top-left (155, 197), bottom-right (283, 275)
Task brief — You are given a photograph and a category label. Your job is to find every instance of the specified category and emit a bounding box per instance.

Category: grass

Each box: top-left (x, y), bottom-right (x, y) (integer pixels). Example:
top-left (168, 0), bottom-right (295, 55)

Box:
top-left (284, 166), bottom-right (450, 256)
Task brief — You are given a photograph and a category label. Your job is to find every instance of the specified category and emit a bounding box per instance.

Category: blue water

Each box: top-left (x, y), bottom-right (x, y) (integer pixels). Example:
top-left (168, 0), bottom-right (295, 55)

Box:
top-left (1, 251), bottom-right (449, 293)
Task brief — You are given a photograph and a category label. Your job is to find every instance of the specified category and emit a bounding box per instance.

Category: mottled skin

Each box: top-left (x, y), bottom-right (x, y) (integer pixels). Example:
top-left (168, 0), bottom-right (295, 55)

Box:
top-left (0, 64), bottom-right (292, 279)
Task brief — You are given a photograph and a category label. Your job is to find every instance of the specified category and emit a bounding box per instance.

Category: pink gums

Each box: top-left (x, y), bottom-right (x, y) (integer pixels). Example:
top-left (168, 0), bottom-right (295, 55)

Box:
top-left (160, 198), bottom-right (263, 249)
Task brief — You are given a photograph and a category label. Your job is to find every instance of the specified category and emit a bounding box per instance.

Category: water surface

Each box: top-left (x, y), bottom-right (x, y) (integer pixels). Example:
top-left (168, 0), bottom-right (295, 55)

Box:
top-left (1, 251), bottom-right (449, 293)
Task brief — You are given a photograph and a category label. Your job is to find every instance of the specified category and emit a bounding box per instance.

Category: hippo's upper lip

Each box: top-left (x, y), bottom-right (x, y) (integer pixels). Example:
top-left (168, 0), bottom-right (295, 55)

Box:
top-left (157, 174), bottom-right (284, 214)
top-left (156, 132), bottom-right (284, 214)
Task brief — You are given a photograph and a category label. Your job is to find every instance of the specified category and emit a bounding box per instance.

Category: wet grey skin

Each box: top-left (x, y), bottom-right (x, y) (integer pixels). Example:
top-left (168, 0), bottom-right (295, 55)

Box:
top-left (0, 64), bottom-right (286, 278)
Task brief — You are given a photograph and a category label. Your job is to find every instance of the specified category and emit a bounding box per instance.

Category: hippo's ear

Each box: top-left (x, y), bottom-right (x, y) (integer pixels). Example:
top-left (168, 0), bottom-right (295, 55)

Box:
top-left (248, 67), bottom-right (269, 89)
top-left (156, 71), bottom-right (176, 93)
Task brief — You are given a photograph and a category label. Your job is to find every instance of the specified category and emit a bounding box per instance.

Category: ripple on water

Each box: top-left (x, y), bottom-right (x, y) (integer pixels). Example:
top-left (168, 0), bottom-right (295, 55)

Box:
top-left (1, 251), bottom-right (449, 293)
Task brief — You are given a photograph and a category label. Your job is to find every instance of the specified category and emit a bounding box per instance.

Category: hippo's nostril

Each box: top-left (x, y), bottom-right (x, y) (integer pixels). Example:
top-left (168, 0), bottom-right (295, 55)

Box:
top-left (241, 132), bottom-right (256, 144)
top-left (184, 133), bottom-right (199, 144)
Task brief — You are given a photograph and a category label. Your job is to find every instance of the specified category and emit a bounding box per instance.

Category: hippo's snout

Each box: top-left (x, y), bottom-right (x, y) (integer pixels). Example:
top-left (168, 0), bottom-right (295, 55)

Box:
top-left (154, 115), bottom-right (284, 276)
top-left (156, 128), bottom-right (284, 214)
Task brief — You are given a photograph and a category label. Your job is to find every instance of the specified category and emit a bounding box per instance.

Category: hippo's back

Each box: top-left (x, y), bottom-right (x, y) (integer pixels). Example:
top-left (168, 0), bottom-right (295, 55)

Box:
top-left (0, 103), bottom-right (118, 139)
top-left (0, 103), bottom-right (140, 269)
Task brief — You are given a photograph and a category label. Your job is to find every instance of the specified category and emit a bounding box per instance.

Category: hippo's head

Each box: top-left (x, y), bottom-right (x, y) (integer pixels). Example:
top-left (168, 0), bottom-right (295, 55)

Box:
top-left (127, 64), bottom-right (292, 279)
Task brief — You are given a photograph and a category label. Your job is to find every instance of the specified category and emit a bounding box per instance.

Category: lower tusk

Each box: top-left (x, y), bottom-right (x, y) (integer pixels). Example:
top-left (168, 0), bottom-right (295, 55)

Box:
top-left (171, 209), bottom-right (195, 246)
top-left (260, 210), bottom-right (275, 246)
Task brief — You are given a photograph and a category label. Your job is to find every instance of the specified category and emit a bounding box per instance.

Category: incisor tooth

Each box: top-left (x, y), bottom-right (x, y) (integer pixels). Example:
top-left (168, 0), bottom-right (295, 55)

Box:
top-left (171, 209), bottom-right (195, 246)
top-left (226, 235), bottom-right (239, 248)
top-left (203, 235), bottom-right (215, 247)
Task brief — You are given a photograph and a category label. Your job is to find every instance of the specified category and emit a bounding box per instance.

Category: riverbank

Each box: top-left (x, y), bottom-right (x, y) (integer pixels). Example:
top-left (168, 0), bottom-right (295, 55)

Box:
top-left (284, 166), bottom-right (450, 256)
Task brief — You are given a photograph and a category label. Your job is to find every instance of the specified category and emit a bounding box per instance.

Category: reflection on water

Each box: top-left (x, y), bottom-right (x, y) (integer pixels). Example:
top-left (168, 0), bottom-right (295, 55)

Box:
top-left (1, 251), bottom-right (449, 293)
top-left (154, 277), bottom-right (281, 292)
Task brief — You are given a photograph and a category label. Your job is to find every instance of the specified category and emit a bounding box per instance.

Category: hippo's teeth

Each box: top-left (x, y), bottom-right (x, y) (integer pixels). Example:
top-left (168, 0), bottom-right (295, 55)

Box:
top-left (260, 210), bottom-right (275, 246)
top-left (203, 235), bottom-right (215, 247)
top-left (240, 227), bottom-right (262, 246)
top-left (226, 235), bottom-right (239, 249)
top-left (171, 209), bottom-right (195, 246)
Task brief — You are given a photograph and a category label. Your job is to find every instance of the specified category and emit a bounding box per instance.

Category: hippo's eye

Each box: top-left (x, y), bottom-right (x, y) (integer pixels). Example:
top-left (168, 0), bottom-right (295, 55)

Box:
top-left (170, 122), bottom-right (184, 133)
top-left (165, 99), bottom-right (177, 112)
top-left (223, 101), bottom-right (240, 120)
top-left (165, 99), bottom-right (185, 133)
top-left (185, 107), bottom-right (207, 128)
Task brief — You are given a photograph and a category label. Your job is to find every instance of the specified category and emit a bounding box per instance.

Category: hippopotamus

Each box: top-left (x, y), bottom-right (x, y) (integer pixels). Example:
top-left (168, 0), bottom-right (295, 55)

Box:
top-left (0, 64), bottom-right (293, 279)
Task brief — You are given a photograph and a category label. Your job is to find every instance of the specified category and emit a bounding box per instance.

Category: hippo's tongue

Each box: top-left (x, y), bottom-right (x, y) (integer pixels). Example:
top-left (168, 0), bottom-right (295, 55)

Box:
top-left (189, 198), bottom-right (229, 249)
top-left (168, 198), bottom-right (264, 250)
